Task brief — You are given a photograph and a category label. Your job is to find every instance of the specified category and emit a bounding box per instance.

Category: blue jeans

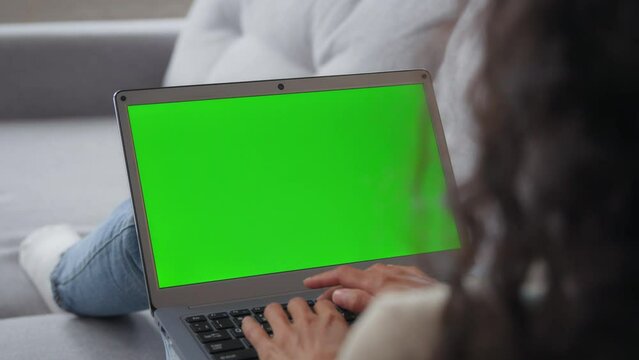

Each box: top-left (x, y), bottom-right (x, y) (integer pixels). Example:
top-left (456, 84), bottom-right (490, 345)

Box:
top-left (51, 200), bottom-right (148, 315)
top-left (50, 200), bottom-right (181, 359)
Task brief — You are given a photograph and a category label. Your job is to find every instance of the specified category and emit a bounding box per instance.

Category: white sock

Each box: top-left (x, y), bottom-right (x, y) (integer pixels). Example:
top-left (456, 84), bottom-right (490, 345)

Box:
top-left (19, 224), bottom-right (81, 313)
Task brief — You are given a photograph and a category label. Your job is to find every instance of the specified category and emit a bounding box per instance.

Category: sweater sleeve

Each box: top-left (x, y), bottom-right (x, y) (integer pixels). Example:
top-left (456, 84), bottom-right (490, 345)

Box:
top-left (337, 284), bottom-right (450, 360)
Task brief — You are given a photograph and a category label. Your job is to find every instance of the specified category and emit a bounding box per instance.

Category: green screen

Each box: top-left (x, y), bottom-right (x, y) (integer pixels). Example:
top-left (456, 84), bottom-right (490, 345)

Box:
top-left (128, 84), bottom-right (460, 289)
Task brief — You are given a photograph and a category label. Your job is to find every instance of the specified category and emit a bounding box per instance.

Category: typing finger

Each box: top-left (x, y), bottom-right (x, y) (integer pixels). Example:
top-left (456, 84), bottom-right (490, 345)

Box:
top-left (304, 266), bottom-right (380, 293)
top-left (242, 317), bottom-right (269, 351)
top-left (264, 303), bottom-right (291, 337)
top-left (316, 286), bottom-right (342, 301)
top-left (331, 288), bottom-right (372, 313)
top-left (287, 297), bottom-right (314, 324)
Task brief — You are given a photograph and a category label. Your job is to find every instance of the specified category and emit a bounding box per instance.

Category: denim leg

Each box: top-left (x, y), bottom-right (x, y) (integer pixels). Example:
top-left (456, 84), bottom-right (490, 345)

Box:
top-left (51, 199), bottom-right (149, 316)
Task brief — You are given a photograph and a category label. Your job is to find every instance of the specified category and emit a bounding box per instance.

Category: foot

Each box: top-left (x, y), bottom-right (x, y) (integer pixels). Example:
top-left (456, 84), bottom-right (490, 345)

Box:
top-left (19, 225), bottom-right (81, 313)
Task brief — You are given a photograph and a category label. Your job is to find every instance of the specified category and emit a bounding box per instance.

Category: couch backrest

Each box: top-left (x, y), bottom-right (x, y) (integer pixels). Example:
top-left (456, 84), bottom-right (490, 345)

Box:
top-left (163, 0), bottom-right (464, 86)
top-left (164, 0), bottom-right (486, 184)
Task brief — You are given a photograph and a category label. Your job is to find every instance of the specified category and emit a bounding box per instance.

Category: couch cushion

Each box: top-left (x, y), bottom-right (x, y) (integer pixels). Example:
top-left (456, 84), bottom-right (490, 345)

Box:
top-left (0, 20), bottom-right (181, 119)
top-left (164, 0), bottom-right (464, 86)
top-left (434, 0), bottom-right (486, 183)
top-left (0, 117), bottom-right (131, 318)
top-left (0, 237), bottom-right (48, 318)
top-left (0, 312), bottom-right (164, 359)
top-left (0, 117), bottom-right (130, 242)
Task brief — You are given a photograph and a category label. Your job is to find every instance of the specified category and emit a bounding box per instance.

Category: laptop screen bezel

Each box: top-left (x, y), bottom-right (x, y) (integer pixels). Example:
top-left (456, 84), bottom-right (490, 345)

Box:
top-left (114, 70), bottom-right (466, 310)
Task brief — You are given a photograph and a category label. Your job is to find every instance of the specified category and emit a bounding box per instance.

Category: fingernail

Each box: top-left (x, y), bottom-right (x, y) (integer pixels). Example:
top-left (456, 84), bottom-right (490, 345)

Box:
top-left (333, 289), bottom-right (348, 302)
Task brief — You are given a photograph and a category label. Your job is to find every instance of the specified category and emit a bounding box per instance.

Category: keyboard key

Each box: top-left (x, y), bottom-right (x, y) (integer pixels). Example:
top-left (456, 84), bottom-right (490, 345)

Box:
top-left (234, 316), bottom-right (249, 325)
top-left (230, 327), bottom-right (245, 338)
top-left (190, 322), bottom-right (212, 333)
top-left (212, 348), bottom-right (258, 360)
top-left (343, 311), bottom-right (357, 322)
top-left (254, 313), bottom-right (268, 324)
top-left (199, 331), bottom-right (231, 343)
top-left (307, 300), bottom-right (315, 307)
top-left (185, 315), bottom-right (207, 323)
top-left (206, 339), bottom-right (244, 354)
top-left (209, 312), bottom-right (229, 320)
top-left (230, 309), bottom-right (251, 317)
top-left (251, 306), bottom-right (265, 314)
top-left (262, 323), bottom-right (273, 334)
top-left (335, 306), bottom-right (357, 321)
top-left (212, 318), bottom-right (235, 330)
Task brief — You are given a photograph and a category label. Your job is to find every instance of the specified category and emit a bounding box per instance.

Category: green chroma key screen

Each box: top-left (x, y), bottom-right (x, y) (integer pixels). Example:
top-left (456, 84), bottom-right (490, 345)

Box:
top-left (128, 84), bottom-right (461, 288)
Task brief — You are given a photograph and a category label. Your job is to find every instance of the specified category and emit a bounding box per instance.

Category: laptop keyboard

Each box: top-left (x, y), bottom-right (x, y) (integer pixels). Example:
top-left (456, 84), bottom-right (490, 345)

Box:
top-left (183, 300), bottom-right (357, 359)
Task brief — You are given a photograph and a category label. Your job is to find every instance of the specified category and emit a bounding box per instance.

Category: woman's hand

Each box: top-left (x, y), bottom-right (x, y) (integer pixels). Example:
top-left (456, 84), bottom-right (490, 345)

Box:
top-left (304, 264), bottom-right (436, 313)
top-left (240, 264), bottom-right (434, 359)
top-left (242, 298), bottom-right (349, 360)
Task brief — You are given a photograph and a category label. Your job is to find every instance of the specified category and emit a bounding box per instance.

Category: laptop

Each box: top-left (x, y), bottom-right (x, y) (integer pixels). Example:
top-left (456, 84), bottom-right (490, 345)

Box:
top-left (114, 70), bottom-right (464, 360)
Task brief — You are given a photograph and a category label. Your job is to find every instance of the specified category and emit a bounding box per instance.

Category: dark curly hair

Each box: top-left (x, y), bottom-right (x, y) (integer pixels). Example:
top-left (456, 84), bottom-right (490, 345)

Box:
top-left (438, 0), bottom-right (639, 359)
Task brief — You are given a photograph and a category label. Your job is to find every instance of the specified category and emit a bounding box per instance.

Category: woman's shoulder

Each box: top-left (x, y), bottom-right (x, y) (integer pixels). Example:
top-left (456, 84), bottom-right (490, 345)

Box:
top-left (338, 284), bottom-right (451, 360)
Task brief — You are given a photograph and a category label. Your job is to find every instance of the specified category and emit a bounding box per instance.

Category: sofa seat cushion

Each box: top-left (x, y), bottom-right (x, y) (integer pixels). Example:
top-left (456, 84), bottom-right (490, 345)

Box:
top-left (0, 236), bottom-right (48, 318)
top-left (164, 0), bottom-right (463, 86)
top-left (0, 117), bottom-right (130, 242)
top-left (0, 312), bottom-right (163, 359)
top-left (0, 117), bottom-right (131, 318)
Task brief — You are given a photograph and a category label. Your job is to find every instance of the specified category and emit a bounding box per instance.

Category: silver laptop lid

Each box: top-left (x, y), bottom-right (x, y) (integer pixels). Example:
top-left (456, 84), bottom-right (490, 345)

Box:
top-left (114, 70), bottom-right (465, 310)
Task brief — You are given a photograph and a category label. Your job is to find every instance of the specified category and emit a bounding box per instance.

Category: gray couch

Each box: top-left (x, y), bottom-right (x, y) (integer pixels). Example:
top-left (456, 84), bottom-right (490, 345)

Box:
top-left (0, 0), bottom-right (481, 357)
top-left (0, 18), bottom-right (180, 359)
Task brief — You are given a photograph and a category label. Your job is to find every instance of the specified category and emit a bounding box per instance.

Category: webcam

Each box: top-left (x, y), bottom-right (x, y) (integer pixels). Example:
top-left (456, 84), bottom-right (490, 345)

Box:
top-left (277, 83), bottom-right (285, 90)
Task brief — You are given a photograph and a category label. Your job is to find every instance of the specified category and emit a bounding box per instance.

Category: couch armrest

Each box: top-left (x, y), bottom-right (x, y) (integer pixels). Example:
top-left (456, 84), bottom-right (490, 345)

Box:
top-left (0, 19), bottom-right (182, 119)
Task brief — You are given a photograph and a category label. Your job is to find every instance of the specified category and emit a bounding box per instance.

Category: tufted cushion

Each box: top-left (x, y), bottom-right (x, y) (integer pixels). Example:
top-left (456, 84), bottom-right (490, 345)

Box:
top-left (434, 0), bottom-right (486, 183)
top-left (164, 0), bottom-right (465, 86)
